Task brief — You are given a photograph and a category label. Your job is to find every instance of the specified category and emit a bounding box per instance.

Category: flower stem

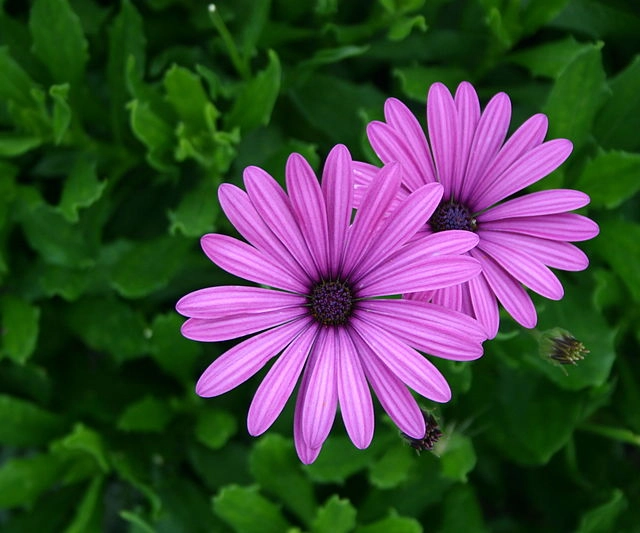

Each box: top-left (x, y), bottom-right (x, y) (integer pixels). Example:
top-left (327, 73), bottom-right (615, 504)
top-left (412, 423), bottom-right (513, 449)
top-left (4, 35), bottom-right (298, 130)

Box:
top-left (208, 4), bottom-right (251, 80)
top-left (580, 423), bottom-right (640, 447)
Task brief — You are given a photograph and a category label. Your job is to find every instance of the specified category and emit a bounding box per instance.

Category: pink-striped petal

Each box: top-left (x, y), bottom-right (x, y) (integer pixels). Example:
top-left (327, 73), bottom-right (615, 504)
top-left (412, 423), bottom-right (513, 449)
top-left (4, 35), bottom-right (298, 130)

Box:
top-left (480, 214), bottom-right (600, 241)
top-left (431, 283), bottom-right (464, 313)
top-left (195, 318), bottom-right (311, 397)
top-left (427, 83), bottom-right (457, 197)
top-left (201, 234), bottom-right (308, 293)
top-left (300, 328), bottom-right (338, 449)
top-left (353, 333), bottom-right (426, 438)
top-left (452, 81), bottom-right (481, 200)
top-left (351, 317), bottom-right (452, 402)
top-left (336, 328), bottom-right (374, 449)
top-left (176, 286), bottom-right (305, 319)
top-left (470, 248), bottom-right (537, 328)
top-left (294, 365), bottom-right (323, 464)
top-left (352, 161), bottom-right (378, 209)
top-left (411, 231), bottom-right (480, 257)
top-left (247, 323), bottom-right (319, 436)
top-left (471, 139), bottom-right (573, 211)
top-left (286, 153), bottom-right (330, 276)
top-left (468, 273), bottom-right (500, 339)
top-left (478, 189), bottom-right (591, 222)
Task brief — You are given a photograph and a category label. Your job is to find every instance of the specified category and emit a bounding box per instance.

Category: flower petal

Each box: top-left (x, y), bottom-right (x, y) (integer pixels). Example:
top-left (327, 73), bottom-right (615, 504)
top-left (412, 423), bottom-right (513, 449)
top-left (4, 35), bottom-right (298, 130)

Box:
top-left (468, 273), bottom-right (500, 339)
top-left (431, 283), bottom-right (464, 313)
top-left (478, 189), bottom-right (591, 222)
top-left (201, 234), bottom-right (308, 293)
top-left (176, 286), bottom-right (306, 319)
top-left (480, 214), bottom-right (600, 242)
top-left (452, 81), bottom-right (481, 200)
top-left (351, 317), bottom-right (452, 403)
top-left (300, 328), bottom-right (338, 449)
top-left (247, 323), bottom-right (319, 436)
top-left (352, 161), bottom-right (378, 209)
top-left (195, 318), bottom-right (311, 397)
top-left (336, 328), bottom-right (374, 449)
top-left (294, 365), bottom-right (323, 464)
top-left (427, 82), bottom-right (457, 197)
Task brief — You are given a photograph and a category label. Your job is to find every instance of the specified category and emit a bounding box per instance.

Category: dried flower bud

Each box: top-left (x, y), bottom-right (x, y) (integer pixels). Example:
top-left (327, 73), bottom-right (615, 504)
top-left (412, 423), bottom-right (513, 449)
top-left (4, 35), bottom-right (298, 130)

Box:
top-left (539, 328), bottom-right (589, 371)
top-left (401, 411), bottom-right (442, 453)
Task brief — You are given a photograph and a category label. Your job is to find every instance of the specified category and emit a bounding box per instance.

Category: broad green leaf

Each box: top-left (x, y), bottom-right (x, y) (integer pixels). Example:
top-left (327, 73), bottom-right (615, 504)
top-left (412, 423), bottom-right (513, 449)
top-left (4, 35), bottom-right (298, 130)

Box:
top-left (110, 235), bottom-right (190, 298)
top-left (168, 176), bottom-right (220, 237)
top-left (521, 0), bottom-right (570, 35)
top-left (195, 408), bottom-right (238, 450)
top-left (0, 46), bottom-right (39, 108)
top-left (509, 36), bottom-right (592, 79)
top-left (49, 83), bottom-right (71, 144)
top-left (575, 150), bottom-right (640, 209)
top-left (119, 510), bottom-right (156, 533)
top-left (0, 296), bottom-right (40, 364)
top-left (576, 489), bottom-right (627, 533)
top-left (63, 476), bottom-right (104, 533)
top-left (440, 485), bottom-right (488, 533)
top-left (212, 485), bottom-right (291, 533)
top-left (595, 55), bottom-right (640, 151)
top-left (368, 444), bottom-right (413, 489)
top-left (0, 394), bottom-right (64, 446)
top-left (593, 219), bottom-right (640, 302)
top-left (225, 49), bottom-right (281, 132)
top-left (355, 511), bottom-right (422, 533)
top-left (149, 312), bottom-right (202, 382)
top-left (29, 0), bottom-right (88, 84)
top-left (437, 432), bottom-right (477, 482)
top-left (164, 64), bottom-right (214, 134)
top-left (127, 99), bottom-right (176, 172)
top-left (117, 396), bottom-right (173, 433)
top-left (0, 453), bottom-right (65, 509)
top-left (111, 454), bottom-right (162, 518)
top-left (52, 423), bottom-right (110, 473)
top-left (249, 434), bottom-right (316, 524)
top-left (393, 65), bottom-right (467, 101)
top-left (304, 435), bottom-right (377, 483)
top-left (543, 42), bottom-right (608, 150)
top-left (156, 475), bottom-right (219, 533)
top-left (312, 495), bottom-right (357, 533)
top-left (58, 158), bottom-right (107, 222)
top-left (0, 133), bottom-right (42, 156)
top-left (299, 45), bottom-right (370, 69)
top-left (39, 263), bottom-right (94, 301)
top-left (388, 15), bottom-right (427, 41)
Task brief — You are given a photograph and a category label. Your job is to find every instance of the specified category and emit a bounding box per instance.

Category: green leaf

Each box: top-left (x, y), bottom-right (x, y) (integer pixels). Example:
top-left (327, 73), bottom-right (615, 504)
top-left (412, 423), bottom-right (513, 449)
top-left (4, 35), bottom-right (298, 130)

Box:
top-left (52, 423), bottom-right (110, 473)
top-left (388, 15), bottom-right (427, 41)
top-left (355, 511), bottom-right (422, 533)
top-left (575, 149), bottom-right (640, 209)
top-left (576, 489), bottom-right (627, 533)
top-left (127, 99), bottom-right (176, 172)
top-left (119, 510), bottom-right (156, 533)
top-left (595, 55), bottom-right (640, 151)
top-left (212, 485), bottom-right (291, 533)
top-left (149, 312), bottom-right (202, 382)
top-left (0, 394), bottom-right (64, 446)
top-left (393, 65), bottom-right (467, 102)
top-left (49, 83), bottom-right (72, 144)
top-left (304, 436), bottom-right (376, 483)
top-left (195, 408), bottom-right (238, 450)
top-left (163, 64), bottom-right (213, 133)
top-left (111, 454), bottom-right (162, 518)
top-left (58, 158), bottom-right (107, 222)
top-left (168, 177), bottom-right (220, 237)
top-left (0, 453), bottom-right (65, 509)
top-left (63, 476), bottom-right (104, 533)
top-left (299, 45), bottom-right (370, 69)
top-left (368, 444), bottom-right (414, 489)
top-left (249, 434), bottom-right (316, 524)
top-left (509, 36), bottom-right (593, 79)
top-left (543, 42), bottom-right (608, 150)
top-left (0, 296), bottom-right (40, 364)
top-left (521, 0), bottom-right (570, 35)
top-left (440, 485), bottom-right (488, 533)
top-left (225, 49), bottom-right (281, 132)
top-left (29, 0), bottom-right (88, 84)
top-left (593, 219), bottom-right (640, 302)
top-left (110, 235), bottom-right (190, 298)
top-left (312, 495), bottom-right (357, 533)
top-left (437, 432), bottom-right (477, 482)
top-left (0, 133), bottom-right (42, 156)
top-left (0, 46), bottom-right (39, 108)
top-left (117, 396), bottom-right (173, 433)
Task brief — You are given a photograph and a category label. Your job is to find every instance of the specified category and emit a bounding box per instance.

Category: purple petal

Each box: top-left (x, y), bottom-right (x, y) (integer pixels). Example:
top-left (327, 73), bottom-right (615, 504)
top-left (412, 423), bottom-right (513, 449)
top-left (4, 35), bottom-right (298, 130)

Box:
top-left (322, 145), bottom-right (353, 277)
top-left (353, 333), bottom-right (426, 438)
top-left (470, 248), bottom-right (537, 328)
top-left (452, 82), bottom-right (481, 200)
top-left (351, 317), bottom-right (452, 403)
top-left (294, 365), bottom-right (323, 464)
top-left (201, 234), bottom-right (309, 293)
top-left (478, 189), bottom-right (591, 222)
top-left (468, 274), bottom-right (500, 339)
top-left (478, 235), bottom-right (565, 300)
top-left (427, 83), bottom-right (457, 197)
top-left (286, 153), bottom-right (330, 276)
top-left (357, 300), bottom-right (485, 360)
top-left (384, 97), bottom-right (437, 183)
top-left (471, 139), bottom-right (573, 211)
top-left (356, 255), bottom-right (481, 297)
top-left (352, 161), bottom-right (378, 209)
top-left (195, 318), bottom-right (311, 397)
top-left (336, 328), bottom-right (374, 449)
top-left (412, 231), bottom-right (480, 257)
top-left (176, 286), bottom-right (306, 319)
top-left (247, 323), bottom-right (318, 436)
top-left (431, 283), bottom-right (464, 313)
top-left (244, 166), bottom-right (320, 279)
top-left (480, 214), bottom-right (600, 241)
top-left (300, 328), bottom-right (338, 449)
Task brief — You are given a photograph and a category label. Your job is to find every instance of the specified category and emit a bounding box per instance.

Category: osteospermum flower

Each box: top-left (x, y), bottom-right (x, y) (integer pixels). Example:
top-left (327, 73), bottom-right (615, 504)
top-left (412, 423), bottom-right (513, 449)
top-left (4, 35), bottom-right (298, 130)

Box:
top-left (353, 82), bottom-right (600, 338)
top-left (177, 144), bottom-right (487, 463)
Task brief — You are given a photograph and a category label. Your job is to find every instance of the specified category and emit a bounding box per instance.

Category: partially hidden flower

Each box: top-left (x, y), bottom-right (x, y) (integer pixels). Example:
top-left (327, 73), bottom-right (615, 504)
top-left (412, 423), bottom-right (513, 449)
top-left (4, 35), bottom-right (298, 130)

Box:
top-left (353, 82), bottom-right (600, 339)
top-left (177, 144), bottom-right (487, 463)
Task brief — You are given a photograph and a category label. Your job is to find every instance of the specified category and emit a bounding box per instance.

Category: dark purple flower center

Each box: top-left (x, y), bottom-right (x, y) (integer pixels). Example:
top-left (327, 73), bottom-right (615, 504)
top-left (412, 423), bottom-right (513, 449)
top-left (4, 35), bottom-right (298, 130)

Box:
top-left (310, 280), bottom-right (353, 326)
top-left (429, 201), bottom-right (476, 232)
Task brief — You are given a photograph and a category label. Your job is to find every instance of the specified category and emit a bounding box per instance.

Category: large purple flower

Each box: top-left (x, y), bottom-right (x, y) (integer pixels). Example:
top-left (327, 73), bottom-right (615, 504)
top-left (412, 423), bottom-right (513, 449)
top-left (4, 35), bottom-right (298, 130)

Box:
top-left (177, 144), bottom-right (487, 463)
top-left (354, 82), bottom-right (599, 339)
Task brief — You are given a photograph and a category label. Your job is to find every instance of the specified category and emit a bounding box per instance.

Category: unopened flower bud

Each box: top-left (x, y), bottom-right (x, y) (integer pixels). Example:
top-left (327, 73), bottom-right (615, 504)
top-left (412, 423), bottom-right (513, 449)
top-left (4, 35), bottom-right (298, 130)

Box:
top-left (401, 411), bottom-right (442, 453)
top-left (539, 328), bottom-right (589, 371)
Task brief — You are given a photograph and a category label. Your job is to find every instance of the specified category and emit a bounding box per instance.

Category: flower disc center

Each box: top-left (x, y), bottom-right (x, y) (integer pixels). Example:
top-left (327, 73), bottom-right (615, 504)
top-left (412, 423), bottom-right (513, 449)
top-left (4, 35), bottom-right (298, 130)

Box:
top-left (429, 201), bottom-right (476, 232)
top-left (310, 281), bottom-right (353, 326)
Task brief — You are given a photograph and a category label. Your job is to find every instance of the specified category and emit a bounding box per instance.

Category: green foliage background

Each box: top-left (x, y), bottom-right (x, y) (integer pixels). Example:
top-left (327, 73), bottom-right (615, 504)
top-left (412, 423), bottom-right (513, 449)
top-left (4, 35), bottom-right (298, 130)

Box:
top-left (1, 0), bottom-right (639, 531)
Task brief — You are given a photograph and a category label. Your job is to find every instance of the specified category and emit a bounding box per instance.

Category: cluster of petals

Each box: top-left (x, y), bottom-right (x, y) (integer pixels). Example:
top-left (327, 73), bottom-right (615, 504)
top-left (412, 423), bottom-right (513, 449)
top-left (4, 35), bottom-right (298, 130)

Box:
top-left (353, 81), bottom-right (600, 338)
top-left (177, 144), bottom-right (488, 463)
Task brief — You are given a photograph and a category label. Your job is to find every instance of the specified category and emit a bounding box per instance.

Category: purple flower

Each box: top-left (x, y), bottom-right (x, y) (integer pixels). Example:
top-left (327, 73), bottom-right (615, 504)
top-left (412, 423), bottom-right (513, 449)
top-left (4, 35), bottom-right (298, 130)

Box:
top-left (354, 82), bottom-right (599, 339)
top-left (177, 144), bottom-right (486, 463)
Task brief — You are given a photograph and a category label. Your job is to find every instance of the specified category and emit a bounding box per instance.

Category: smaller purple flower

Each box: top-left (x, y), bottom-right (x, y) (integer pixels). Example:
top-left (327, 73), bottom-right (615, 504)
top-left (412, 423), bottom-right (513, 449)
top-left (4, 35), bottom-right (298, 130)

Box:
top-left (354, 82), bottom-right (600, 338)
top-left (177, 144), bottom-right (487, 463)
